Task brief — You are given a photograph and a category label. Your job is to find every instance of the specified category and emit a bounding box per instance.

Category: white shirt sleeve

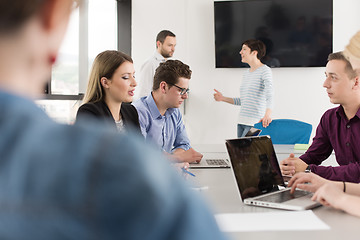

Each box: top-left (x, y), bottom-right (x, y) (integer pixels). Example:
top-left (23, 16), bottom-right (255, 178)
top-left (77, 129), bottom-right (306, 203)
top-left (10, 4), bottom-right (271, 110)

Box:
top-left (137, 60), bottom-right (157, 99)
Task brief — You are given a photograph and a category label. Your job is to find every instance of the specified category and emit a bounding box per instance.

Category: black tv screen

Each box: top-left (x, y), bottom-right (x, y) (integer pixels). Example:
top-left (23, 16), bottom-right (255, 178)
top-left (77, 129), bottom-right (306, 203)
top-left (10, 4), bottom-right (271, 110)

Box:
top-left (214, 0), bottom-right (333, 68)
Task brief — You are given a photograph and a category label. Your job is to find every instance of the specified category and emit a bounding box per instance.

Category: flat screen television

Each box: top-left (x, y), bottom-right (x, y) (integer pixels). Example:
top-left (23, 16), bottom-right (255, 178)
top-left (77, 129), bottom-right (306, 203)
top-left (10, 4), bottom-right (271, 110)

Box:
top-left (214, 0), bottom-right (333, 68)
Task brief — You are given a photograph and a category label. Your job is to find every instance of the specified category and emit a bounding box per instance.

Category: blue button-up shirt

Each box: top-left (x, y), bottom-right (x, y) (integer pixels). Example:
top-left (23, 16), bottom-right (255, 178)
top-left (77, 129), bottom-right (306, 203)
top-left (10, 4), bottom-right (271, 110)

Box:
top-left (301, 105), bottom-right (360, 183)
top-left (133, 94), bottom-right (191, 153)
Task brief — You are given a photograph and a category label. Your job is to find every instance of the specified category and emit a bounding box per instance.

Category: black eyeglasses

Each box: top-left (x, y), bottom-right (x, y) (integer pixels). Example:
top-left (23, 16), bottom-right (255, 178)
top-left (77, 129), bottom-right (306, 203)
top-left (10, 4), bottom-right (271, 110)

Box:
top-left (168, 83), bottom-right (190, 95)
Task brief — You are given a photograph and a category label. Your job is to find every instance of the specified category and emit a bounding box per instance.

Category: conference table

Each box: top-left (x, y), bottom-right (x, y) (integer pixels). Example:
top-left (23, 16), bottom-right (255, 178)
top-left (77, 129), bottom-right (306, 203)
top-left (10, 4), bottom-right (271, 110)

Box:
top-left (189, 144), bottom-right (359, 240)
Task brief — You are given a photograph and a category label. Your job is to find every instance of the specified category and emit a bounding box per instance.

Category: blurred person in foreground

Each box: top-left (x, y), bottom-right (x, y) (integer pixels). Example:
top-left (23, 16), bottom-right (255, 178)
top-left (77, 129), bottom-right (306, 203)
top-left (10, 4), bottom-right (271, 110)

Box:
top-left (0, 0), bottom-right (227, 239)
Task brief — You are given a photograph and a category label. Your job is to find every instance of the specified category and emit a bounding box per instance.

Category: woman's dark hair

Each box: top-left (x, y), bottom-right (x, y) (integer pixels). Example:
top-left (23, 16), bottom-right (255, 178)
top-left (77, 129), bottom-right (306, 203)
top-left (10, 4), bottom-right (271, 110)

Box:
top-left (156, 30), bottom-right (176, 45)
top-left (242, 39), bottom-right (267, 60)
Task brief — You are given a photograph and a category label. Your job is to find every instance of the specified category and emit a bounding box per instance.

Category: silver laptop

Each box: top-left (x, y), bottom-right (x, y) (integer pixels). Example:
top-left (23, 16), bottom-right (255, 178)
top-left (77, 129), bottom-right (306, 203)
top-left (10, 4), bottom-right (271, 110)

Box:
top-left (226, 136), bottom-right (320, 211)
top-left (189, 158), bottom-right (230, 168)
top-left (189, 128), bottom-right (262, 169)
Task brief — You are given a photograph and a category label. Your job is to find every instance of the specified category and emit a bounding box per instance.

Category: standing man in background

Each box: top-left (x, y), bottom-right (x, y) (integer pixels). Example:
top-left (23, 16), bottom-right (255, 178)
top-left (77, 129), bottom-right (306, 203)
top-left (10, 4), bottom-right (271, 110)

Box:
top-left (137, 30), bottom-right (176, 98)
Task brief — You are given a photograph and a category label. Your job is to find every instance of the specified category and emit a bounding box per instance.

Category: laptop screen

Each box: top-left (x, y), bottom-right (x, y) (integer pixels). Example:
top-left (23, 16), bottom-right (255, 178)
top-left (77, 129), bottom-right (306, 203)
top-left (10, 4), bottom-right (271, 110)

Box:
top-left (226, 136), bottom-right (285, 200)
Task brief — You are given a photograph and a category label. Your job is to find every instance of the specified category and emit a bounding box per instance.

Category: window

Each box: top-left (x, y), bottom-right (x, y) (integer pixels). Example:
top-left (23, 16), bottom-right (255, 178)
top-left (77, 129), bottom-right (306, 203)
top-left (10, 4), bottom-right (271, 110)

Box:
top-left (51, 9), bottom-right (79, 95)
top-left (50, 0), bottom-right (117, 96)
top-left (88, 0), bottom-right (118, 66)
top-left (40, 0), bottom-right (118, 124)
top-left (37, 100), bottom-right (82, 124)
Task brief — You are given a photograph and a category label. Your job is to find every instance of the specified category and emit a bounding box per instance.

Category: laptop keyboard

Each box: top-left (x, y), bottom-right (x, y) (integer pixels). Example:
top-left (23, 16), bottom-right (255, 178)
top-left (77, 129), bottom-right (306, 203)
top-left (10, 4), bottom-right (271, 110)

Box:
top-left (206, 159), bottom-right (228, 166)
top-left (256, 189), bottom-right (310, 203)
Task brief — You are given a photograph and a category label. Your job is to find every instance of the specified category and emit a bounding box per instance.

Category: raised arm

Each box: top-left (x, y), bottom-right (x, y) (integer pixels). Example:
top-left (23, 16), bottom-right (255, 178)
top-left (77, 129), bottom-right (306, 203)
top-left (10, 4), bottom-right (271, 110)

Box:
top-left (213, 89), bottom-right (235, 104)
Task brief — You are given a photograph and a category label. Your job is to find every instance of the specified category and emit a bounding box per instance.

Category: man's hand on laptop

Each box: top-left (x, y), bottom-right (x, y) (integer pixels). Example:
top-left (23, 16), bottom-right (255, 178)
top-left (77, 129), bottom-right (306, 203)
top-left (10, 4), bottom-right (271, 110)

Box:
top-left (172, 148), bottom-right (203, 163)
top-left (280, 153), bottom-right (308, 176)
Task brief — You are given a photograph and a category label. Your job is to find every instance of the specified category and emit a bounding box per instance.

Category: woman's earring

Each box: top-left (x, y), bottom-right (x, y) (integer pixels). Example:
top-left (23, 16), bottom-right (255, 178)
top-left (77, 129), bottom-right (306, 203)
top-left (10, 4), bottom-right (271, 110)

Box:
top-left (49, 54), bottom-right (57, 65)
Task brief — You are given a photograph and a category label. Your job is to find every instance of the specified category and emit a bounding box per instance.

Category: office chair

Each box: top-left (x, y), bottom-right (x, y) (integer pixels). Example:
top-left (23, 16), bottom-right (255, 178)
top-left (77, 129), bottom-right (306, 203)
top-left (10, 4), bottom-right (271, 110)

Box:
top-left (253, 119), bottom-right (312, 144)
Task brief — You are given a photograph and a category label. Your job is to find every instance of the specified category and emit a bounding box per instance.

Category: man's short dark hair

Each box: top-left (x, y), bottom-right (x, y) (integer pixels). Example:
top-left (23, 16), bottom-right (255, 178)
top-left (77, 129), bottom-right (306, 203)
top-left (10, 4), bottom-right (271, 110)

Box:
top-left (153, 60), bottom-right (192, 91)
top-left (242, 39), bottom-right (266, 60)
top-left (328, 52), bottom-right (357, 79)
top-left (156, 30), bottom-right (176, 45)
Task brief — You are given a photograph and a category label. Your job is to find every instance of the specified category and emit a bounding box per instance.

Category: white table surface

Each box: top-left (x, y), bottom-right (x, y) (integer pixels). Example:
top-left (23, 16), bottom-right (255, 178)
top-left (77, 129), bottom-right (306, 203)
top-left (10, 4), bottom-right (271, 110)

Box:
top-left (193, 143), bottom-right (338, 166)
top-left (187, 145), bottom-right (350, 240)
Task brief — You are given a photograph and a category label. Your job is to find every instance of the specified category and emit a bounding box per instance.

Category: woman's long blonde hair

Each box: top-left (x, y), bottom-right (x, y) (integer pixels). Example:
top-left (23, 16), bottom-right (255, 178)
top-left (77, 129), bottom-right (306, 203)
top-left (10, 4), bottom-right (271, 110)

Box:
top-left (83, 50), bottom-right (133, 104)
top-left (345, 31), bottom-right (360, 61)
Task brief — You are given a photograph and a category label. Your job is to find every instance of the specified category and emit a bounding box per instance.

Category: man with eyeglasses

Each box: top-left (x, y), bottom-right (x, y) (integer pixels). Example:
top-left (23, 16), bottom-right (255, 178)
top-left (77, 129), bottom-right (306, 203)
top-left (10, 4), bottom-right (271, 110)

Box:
top-left (133, 60), bottom-right (203, 163)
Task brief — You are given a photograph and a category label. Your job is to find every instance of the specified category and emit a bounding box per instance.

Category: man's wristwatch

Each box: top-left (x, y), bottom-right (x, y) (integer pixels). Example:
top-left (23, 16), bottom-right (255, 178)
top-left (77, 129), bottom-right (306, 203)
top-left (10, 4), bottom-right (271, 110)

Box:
top-left (305, 165), bottom-right (311, 173)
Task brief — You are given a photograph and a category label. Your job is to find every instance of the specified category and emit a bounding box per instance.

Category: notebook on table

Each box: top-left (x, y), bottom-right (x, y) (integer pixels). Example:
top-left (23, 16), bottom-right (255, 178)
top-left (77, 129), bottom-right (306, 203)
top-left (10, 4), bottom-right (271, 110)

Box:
top-left (225, 136), bottom-right (320, 211)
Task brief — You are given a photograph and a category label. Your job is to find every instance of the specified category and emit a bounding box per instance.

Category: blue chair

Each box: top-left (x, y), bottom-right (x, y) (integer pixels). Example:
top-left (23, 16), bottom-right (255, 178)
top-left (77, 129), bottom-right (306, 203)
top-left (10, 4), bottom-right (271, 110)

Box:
top-left (253, 119), bottom-right (312, 144)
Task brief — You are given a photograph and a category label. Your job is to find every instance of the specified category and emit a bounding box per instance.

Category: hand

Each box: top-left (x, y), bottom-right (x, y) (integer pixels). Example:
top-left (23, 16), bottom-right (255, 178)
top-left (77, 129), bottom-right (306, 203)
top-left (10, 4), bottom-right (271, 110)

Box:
top-left (280, 153), bottom-right (308, 176)
top-left (173, 148), bottom-right (203, 163)
top-left (213, 89), bottom-right (224, 102)
top-left (259, 115), bottom-right (272, 128)
top-left (312, 183), bottom-right (345, 209)
top-left (288, 172), bottom-right (329, 194)
top-left (173, 162), bottom-right (190, 178)
top-left (173, 162), bottom-right (190, 170)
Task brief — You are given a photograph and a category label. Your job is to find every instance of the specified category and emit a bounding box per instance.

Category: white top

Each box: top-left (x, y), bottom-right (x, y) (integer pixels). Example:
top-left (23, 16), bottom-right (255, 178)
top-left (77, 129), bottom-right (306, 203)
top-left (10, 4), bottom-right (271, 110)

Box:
top-left (136, 51), bottom-right (166, 99)
top-left (233, 65), bottom-right (273, 126)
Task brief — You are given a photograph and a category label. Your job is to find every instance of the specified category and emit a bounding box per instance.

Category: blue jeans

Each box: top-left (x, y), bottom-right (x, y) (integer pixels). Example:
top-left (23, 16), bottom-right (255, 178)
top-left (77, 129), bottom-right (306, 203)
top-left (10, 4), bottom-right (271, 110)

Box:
top-left (237, 124), bottom-right (252, 138)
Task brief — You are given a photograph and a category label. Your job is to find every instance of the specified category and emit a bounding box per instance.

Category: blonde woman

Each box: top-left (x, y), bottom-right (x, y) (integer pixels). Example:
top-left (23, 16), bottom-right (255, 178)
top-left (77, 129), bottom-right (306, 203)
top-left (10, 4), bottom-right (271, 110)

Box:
top-left (345, 31), bottom-right (360, 70)
top-left (76, 50), bottom-right (140, 133)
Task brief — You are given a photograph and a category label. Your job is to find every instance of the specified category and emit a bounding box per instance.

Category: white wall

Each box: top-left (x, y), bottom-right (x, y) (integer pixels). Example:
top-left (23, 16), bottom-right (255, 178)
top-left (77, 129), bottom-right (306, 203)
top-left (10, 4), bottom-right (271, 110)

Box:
top-left (132, 0), bottom-right (360, 145)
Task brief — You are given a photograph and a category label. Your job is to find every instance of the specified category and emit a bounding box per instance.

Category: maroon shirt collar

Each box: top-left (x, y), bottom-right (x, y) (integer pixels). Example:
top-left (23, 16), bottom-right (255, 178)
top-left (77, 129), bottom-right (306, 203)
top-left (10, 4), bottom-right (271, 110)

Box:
top-left (335, 105), bottom-right (360, 121)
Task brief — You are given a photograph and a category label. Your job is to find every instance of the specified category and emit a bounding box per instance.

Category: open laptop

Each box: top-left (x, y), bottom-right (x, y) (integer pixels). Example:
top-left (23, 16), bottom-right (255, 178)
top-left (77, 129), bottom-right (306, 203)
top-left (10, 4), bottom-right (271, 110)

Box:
top-left (225, 136), bottom-right (320, 211)
top-left (189, 158), bottom-right (231, 168)
top-left (189, 128), bottom-right (262, 169)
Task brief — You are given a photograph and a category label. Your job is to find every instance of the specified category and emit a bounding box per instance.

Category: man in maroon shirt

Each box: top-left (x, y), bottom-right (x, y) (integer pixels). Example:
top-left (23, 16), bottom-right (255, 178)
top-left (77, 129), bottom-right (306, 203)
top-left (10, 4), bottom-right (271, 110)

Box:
top-left (280, 52), bottom-right (360, 183)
